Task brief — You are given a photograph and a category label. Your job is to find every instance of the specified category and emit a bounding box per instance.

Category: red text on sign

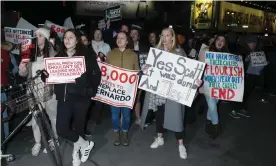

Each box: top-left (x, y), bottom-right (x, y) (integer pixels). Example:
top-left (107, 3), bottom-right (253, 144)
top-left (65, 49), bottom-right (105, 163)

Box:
top-left (211, 88), bottom-right (235, 100)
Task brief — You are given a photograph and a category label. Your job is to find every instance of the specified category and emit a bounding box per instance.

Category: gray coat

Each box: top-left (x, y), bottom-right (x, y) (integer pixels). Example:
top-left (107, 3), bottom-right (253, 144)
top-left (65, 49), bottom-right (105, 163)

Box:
top-left (140, 47), bottom-right (187, 132)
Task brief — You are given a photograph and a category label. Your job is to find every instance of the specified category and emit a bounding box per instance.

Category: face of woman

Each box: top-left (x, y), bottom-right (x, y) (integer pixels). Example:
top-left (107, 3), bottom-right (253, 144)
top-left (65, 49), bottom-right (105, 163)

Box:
top-left (35, 32), bottom-right (46, 46)
top-left (94, 30), bottom-right (102, 42)
top-left (81, 36), bottom-right (89, 46)
top-left (116, 32), bottom-right (128, 48)
top-left (120, 25), bottom-right (129, 33)
top-left (64, 31), bottom-right (77, 50)
top-left (162, 29), bottom-right (173, 46)
top-left (215, 36), bottom-right (226, 50)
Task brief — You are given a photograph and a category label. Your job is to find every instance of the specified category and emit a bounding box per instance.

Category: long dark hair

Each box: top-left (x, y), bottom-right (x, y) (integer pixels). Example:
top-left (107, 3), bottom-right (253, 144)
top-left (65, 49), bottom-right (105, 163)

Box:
top-left (209, 35), bottom-right (229, 53)
top-left (50, 30), bottom-right (62, 51)
top-left (21, 37), bottom-right (52, 62)
top-left (59, 29), bottom-right (85, 56)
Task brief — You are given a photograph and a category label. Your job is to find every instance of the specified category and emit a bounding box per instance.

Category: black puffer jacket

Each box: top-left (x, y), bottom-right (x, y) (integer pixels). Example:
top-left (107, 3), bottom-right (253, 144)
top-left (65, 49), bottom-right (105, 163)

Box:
top-left (54, 46), bottom-right (101, 101)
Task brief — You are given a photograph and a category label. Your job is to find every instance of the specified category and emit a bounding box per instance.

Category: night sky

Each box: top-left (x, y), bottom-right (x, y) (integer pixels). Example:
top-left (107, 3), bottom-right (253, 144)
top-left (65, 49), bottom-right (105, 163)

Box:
top-left (3, 1), bottom-right (75, 26)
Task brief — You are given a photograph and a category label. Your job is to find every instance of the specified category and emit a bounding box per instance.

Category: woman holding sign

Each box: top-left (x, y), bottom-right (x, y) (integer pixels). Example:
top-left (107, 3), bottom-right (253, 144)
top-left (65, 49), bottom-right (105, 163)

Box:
top-left (106, 31), bottom-right (139, 146)
top-left (53, 29), bottom-right (101, 166)
top-left (18, 28), bottom-right (59, 156)
top-left (198, 34), bottom-right (230, 139)
top-left (141, 27), bottom-right (202, 159)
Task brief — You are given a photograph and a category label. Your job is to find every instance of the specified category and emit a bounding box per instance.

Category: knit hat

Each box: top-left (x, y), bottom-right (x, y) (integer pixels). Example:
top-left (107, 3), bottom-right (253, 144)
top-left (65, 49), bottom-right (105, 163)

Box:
top-left (35, 28), bottom-right (50, 40)
top-left (246, 35), bottom-right (257, 44)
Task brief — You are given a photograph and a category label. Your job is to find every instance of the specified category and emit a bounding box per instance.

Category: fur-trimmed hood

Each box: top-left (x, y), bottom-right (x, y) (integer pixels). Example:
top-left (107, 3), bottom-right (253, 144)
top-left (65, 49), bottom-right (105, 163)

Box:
top-left (1, 41), bottom-right (13, 51)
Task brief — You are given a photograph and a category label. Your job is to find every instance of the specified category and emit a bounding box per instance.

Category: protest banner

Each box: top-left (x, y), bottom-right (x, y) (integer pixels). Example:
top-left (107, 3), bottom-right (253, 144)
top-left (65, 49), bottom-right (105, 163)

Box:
top-left (105, 5), bottom-right (122, 22)
top-left (203, 52), bottom-right (244, 102)
top-left (16, 17), bottom-right (37, 31)
top-left (250, 51), bottom-right (268, 67)
top-left (44, 57), bottom-right (86, 84)
top-left (138, 52), bottom-right (148, 69)
top-left (44, 20), bottom-right (67, 39)
top-left (138, 48), bottom-right (206, 107)
top-left (93, 62), bottom-right (139, 109)
top-left (63, 17), bottom-right (74, 29)
top-left (20, 38), bottom-right (34, 62)
top-left (4, 27), bottom-right (33, 55)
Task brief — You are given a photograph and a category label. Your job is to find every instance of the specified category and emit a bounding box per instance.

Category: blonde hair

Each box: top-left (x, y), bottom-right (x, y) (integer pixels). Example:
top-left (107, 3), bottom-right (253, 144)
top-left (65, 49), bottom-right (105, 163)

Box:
top-left (156, 27), bottom-right (177, 52)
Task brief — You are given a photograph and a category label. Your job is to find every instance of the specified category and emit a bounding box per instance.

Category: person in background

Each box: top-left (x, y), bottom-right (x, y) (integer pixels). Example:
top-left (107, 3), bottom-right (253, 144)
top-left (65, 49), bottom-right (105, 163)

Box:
top-left (141, 27), bottom-right (202, 159)
top-left (1, 41), bottom-right (14, 139)
top-left (106, 31), bottom-right (139, 146)
top-left (80, 33), bottom-right (90, 47)
top-left (92, 29), bottom-right (111, 61)
top-left (18, 28), bottom-right (58, 156)
top-left (54, 29), bottom-right (101, 166)
top-left (130, 27), bottom-right (148, 125)
top-left (230, 35), bottom-right (269, 119)
top-left (89, 29), bottom-right (111, 125)
top-left (198, 34), bottom-right (230, 139)
top-left (49, 30), bottom-right (62, 51)
top-left (148, 31), bottom-right (158, 47)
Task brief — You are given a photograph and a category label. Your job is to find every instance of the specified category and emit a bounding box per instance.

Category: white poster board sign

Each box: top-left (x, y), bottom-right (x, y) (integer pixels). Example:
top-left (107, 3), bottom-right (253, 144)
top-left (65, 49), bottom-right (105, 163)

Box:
top-left (4, 27), bottom-right (33, 55)
top-left (44, 20), bottom-right (68, 39)
top-left (93, 62), bottom-right (138, 109)
top-left (138, 48), bottom-right (206, 107)
top-left (204, 52), bottom-right (244, 102)
top-left (250, 51), bottom-right (268, 67)
top-left (44, 57), bottom-right (86, 84)
top-left (16, 17), bottom-right (37, 31)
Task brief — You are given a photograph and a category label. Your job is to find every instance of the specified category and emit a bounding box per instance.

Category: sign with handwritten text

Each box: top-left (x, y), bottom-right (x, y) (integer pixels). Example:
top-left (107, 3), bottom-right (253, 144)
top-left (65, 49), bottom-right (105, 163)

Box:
top-left (93, 62), bottom-right (138, 109)
top-left (204, 52), bottom-right (244, 102)
top-left (250, 51), bottom-right (268, 67)
top-left (138, 47), bottom-right (206, 107)
top-left (4, 27), bottom-right (33, 54)
top-left (44, 57), bottom-right (86, 84)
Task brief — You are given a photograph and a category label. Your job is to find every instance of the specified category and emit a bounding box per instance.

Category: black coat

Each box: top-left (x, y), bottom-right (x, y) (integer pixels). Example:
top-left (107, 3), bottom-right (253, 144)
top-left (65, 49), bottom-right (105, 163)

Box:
top-left (54, 46), bottom-right (101, 101)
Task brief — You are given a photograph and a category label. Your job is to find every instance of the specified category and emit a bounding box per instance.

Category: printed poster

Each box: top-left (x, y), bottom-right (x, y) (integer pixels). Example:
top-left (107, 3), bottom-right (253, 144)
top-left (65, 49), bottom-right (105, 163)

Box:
top-left (44, 57), bottom-right (86, 84)
top-left (250, 51), bottom-right (268, 67)
top-left (105, 5), bottom-right (122, 22)
top-left (4, 27), bottom-right (33, 55)
top-left (93, 62), bottom-right (139, 109)
top-left (204, 52), bottom-right (244, 102)
top-left (138, 47), bottom-right (206, 107)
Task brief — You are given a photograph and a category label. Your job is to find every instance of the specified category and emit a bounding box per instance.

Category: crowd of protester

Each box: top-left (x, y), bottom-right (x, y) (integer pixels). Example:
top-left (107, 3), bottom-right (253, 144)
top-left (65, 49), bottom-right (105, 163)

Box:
top-left (1, 19), bottom-right (276, 166)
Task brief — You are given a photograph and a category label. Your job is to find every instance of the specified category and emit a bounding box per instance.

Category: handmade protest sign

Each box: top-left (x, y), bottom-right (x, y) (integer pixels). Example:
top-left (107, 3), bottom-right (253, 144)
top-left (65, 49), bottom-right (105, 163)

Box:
top-left (4, 27), bottom-right (33, 55)
top-left (44, 57), bottom-right (86, 84)
top-left (138, 48), bottom-right (206, 107)
top-left (250, 51), bottom-right (268, 67)
top-left (44, 20), bottom-right (67, 39)
top-left (93, 62), bottom-right (139, 109)
top-left (105, 5), bottom-right (122, 22)
top-left (204, 52), bottom-right (244, 102)
top-left (20, 39), bottom-right (34, 62)
top-left (98, 19), bottom-right (106, 29)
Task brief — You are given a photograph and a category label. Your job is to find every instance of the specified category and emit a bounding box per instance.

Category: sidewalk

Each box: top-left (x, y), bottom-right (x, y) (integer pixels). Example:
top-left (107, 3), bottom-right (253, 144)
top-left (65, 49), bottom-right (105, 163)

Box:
top-left (7, 90), bottom-right (276, 166)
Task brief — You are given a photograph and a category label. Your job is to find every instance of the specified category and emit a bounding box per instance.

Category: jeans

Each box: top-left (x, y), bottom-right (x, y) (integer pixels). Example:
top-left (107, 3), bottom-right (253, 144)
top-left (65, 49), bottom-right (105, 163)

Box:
top-left (1, 92), bottom-right (9, 138)
top-left (205, 95), bottom-right (219, 125)
top-left (111, 106), bottom-right (131, 132)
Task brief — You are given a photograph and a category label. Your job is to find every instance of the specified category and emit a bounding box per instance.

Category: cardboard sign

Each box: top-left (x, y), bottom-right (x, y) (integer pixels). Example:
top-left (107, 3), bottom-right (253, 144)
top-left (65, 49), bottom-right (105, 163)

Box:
top-left (105, 5), bottom-right (122, 22)
top-left (138, 48), bottom-right (206, 107)
top-left (4, 27), bottom-right (33, 55)
top-left (44, 20), bottom-right (67, 39)
top-left (93, 62), bottom-right (139, 109)
top-left (204, 52), bottom-right (244, 102)
top-left (44, 57), bottom-right (86, 84)
top-left (250, 51), bottom-right (268, 67)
